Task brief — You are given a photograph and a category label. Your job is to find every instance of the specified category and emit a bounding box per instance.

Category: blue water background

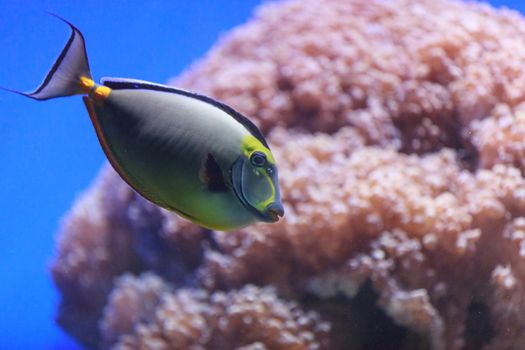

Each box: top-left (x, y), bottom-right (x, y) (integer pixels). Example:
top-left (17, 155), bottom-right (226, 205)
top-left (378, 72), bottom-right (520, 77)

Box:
top-left (0, 1), bottom-right (261, 348)
top-left (0, 0), bottom-right (522, 349)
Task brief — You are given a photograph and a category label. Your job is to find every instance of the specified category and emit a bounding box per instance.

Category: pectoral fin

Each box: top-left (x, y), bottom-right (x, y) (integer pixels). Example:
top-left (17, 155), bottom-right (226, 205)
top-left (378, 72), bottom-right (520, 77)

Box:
top-left (199, 153), bottom-right (228, 192)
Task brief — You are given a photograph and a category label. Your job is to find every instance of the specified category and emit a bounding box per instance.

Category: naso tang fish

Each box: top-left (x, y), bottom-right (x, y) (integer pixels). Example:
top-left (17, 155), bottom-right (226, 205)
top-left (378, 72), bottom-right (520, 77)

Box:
top-left (6, 17), bottom-right (284, 231)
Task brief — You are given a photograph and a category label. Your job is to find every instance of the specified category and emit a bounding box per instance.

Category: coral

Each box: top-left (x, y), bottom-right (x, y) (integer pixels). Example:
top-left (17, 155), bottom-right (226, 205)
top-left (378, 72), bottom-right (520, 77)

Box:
top-left (101, 275), bottom-right (332, 350)
top-left (50, 0), bottom-right (525, 349)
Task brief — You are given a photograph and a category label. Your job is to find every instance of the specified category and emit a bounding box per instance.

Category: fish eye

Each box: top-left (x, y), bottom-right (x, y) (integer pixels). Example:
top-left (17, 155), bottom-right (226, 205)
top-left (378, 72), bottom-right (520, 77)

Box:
top-left (250, 151), bottom-right (267, 167)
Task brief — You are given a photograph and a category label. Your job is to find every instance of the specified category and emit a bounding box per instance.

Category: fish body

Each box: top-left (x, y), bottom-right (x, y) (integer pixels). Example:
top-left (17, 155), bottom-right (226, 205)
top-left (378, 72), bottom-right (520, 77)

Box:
top-left (88, 81), bottom-right (267, 229)
top-left (7, 17), bottom-right (283, 231)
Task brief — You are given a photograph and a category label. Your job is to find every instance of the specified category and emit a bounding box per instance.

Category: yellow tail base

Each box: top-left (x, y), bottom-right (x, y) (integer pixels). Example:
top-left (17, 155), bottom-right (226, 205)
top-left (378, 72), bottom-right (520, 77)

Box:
top-left (79, 76), bottom-right (111, 102)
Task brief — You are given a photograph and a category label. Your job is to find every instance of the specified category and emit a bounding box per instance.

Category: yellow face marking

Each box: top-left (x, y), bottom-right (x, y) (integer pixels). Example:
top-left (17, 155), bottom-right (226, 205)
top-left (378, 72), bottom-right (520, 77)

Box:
top-left (240, 134), bottom-right (278, 211)
top-left (258, 176), bottom-right (276, 210)
top-left (241, 135), bottom-right (276, 164)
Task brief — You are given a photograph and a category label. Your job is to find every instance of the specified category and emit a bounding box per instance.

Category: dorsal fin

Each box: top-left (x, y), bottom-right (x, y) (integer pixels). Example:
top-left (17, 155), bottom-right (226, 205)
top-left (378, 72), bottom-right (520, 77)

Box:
top-left (101, 77), bottom-right (270, 148)
top-left (199, 153), bottom-right (228, 192)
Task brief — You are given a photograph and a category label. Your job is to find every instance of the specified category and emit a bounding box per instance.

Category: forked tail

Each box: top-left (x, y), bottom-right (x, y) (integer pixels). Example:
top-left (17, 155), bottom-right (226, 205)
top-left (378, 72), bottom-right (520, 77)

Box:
top-left (3, 14), bottom-right (92, 100)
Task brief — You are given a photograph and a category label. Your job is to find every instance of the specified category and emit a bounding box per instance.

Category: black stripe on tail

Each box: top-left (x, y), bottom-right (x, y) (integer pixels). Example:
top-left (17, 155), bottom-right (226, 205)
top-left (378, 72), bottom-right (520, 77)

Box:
top-left (2, 14), bottom-right (92, 101)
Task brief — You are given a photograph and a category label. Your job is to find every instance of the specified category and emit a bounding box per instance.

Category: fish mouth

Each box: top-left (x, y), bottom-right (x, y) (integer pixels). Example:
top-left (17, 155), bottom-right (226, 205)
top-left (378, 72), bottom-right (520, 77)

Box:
top-left (261, 202), bottom-right (285, 223)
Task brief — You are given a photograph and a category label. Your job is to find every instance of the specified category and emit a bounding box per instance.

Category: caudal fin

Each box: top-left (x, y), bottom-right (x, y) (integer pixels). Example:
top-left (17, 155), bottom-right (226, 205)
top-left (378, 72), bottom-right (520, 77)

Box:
top-left (5, 14), bottom-right (92, 100)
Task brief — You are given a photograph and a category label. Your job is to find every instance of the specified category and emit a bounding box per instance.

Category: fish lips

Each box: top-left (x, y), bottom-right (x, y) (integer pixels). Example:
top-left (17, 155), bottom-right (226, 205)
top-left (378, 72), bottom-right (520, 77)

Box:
top-left (262, 202), bottom-right (285, 223)
top-left (231, 156), bottom-right (284, 223)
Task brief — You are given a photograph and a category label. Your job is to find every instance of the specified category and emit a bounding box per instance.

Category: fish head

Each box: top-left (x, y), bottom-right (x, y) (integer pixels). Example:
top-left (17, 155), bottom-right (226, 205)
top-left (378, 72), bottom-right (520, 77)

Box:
top-left (231, 136), bottom-right (284, 223)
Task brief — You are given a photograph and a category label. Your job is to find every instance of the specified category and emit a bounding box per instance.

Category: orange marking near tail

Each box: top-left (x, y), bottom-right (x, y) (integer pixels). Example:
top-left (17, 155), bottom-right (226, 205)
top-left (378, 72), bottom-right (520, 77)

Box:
top-left (79, 76), bottom-right (94, 94)
top-left (79, 76), bottom-right (111, 101)
top-left (92, 85), bottom-right (111, 101)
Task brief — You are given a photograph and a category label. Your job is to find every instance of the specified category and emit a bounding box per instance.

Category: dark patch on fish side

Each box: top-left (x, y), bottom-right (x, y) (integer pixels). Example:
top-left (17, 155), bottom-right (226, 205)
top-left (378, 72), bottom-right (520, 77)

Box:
top-left (83, 96), bottom-right (173, 211)
top-left (199, 153), bottom-right (228, 192)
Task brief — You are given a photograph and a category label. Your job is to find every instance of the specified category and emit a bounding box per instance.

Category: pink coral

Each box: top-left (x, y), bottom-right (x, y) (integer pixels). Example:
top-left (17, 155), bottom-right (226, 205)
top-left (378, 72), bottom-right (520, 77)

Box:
top-left (102, 276), bottom-right (331, 350)
top-left (51, 0), bottom-right (525, 349)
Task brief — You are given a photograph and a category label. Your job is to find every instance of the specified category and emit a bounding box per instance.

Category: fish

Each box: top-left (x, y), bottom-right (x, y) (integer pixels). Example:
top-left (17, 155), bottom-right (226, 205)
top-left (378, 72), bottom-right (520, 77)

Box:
top-left (5, 16), bottom-right (284, 231)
